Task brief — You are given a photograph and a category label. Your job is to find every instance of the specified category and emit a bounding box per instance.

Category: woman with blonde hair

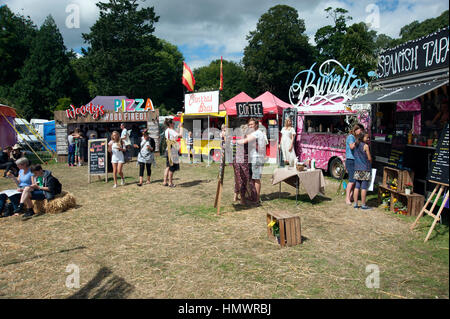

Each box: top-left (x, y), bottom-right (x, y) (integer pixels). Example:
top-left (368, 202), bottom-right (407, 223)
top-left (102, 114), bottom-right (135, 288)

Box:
top-left (108, 131), bottom-right (126, 188)
top-left (279, 118), bottom-right (297, 166)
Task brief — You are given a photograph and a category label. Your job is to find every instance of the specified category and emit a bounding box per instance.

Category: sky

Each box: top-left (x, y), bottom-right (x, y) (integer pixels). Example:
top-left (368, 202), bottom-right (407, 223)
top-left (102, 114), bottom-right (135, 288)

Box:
top-left (2, 0), bottom-right (449, 69)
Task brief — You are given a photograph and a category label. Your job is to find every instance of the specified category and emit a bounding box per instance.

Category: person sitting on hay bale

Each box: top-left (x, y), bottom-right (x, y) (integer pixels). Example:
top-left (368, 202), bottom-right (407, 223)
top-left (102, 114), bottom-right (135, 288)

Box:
top-left (14, 164), bottom-right (62, 220)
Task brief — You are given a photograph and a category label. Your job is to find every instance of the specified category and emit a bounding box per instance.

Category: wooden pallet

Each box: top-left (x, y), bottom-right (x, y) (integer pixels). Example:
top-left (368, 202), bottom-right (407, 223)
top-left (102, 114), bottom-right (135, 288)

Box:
top-left (267, 211), bottom-right (302, 247)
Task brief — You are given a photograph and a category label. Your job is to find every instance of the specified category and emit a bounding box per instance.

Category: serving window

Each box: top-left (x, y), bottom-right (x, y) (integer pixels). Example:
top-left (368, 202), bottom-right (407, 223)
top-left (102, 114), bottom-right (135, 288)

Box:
top-left (303, 115), bottom-right (348, 134)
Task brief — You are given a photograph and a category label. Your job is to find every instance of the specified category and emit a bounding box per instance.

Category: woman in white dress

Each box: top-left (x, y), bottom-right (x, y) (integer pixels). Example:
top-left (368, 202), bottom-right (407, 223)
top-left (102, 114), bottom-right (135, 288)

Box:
top-left (108, 131), bottom-right (126, 188)
top-left (279, 118), bottom-right (297, 166)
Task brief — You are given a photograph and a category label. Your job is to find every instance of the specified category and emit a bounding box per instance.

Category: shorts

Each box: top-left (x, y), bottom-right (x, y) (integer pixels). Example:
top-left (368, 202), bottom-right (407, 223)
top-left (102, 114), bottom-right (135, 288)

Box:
top-left (251, 161), bottom-right (264, 180)
top-left (346, 159), bottom-right (355, 183)
top-left (31, 190), bottom-right (46, 200)
top-left (166, 157), bottom-right (180, 172)
top-left (111, 152), bottom-right (125, 164)
top-left (355, 180), bottom-right (369, 190)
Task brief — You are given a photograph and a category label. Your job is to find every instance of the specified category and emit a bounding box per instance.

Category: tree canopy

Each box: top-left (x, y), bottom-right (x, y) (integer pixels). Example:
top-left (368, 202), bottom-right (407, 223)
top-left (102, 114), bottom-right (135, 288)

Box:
top-left (243, 5), bottom-right (314, 101)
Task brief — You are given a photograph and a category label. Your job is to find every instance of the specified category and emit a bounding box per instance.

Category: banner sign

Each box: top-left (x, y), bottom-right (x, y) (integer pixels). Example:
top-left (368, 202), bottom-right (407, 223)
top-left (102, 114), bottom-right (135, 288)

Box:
top-left (289, 59), bottom-right (368, 108)
top-left (377, 27), bottom-right (449, 80)
top-left (66, 103), bottom-right (105, 120)
top-left (236, 102), bottom-right (263, 118)
top-left (184, 91), bottom-right (219, 114)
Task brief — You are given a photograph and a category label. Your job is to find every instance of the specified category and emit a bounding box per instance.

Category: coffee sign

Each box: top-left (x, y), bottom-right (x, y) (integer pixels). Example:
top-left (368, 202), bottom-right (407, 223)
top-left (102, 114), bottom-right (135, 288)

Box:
top-left (236, 102), bottom-right (263, 118)
top-left (377, 27), bottom-right (449, 80)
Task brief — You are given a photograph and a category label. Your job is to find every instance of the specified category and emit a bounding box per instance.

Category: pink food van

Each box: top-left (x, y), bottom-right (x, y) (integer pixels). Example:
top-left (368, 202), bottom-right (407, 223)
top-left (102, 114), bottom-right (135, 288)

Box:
top-left (295, 103), bottom-right (370, 179)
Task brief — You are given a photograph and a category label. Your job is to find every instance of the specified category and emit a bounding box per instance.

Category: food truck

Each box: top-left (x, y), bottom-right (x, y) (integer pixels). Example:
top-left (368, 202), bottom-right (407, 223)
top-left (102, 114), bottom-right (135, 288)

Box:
top-left (179, 91), bottom-right (226, 162)
top-left (289, 59), bottom-right (371, 178)
top-left (54, 96), bottom-right (160, 163)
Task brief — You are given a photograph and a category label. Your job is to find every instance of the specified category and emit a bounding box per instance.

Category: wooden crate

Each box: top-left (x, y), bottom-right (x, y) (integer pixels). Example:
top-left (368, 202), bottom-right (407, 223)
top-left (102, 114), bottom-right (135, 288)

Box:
top-left (382, 167), bottom-right (415, 192)
top-left (267, 211), bottom-right (302, 247)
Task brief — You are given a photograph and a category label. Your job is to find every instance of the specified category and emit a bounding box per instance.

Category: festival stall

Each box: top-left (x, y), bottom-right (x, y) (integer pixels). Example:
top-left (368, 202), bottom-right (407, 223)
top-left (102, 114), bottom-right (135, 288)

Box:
top-left (179, 90), bottom-right (225, 162)
top-left (0, 104), bottom-right (17, 149)
top-left (288, 59), bottom-right (371, 178)
top-left (224, 91), bottom-right (290, 164)
top-left (347, 27), bottom-right (449, 196)
top-left (54, 96), bottom-right (159, 163)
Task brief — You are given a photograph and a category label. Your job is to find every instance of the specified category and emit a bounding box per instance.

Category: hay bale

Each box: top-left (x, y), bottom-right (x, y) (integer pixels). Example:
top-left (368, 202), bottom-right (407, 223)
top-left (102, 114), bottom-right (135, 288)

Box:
top-left (32, 199), bottom-right (46, 214)
top-left (31, 191), bottom-right (76, 215)
top-left (44, 191), bottom-right (76, 214)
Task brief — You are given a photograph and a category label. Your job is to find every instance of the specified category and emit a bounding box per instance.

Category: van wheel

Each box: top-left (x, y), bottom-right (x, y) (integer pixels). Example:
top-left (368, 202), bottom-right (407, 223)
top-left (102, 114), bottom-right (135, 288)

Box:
top-left (329, 158), bottom-right (345, 179)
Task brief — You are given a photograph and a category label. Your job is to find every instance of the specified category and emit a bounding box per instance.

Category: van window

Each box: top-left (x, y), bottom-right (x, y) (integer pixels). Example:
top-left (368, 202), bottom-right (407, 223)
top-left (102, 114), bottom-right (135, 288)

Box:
top-left (16, 124), bottom-right (31, 135)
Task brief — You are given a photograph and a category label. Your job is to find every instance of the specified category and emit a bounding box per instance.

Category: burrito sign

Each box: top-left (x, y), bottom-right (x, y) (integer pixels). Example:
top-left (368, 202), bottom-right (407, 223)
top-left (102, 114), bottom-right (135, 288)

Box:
top-left (289, 59), bottom-right (368, 108)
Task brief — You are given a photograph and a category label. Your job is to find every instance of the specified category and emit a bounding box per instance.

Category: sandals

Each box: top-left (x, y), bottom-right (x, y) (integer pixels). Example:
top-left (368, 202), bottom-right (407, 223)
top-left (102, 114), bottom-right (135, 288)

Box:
top-left (169, 184), bottom-right (176, 188)
top-left (137, 183), bottom-right (142, 187)
top-left (163, 183), bottom-right (168, 186)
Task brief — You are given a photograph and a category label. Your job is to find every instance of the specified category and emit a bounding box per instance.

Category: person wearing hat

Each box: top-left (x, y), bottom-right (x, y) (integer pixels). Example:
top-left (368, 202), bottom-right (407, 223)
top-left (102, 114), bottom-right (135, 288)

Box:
top-left (10, 144), bottom-right (24, 175)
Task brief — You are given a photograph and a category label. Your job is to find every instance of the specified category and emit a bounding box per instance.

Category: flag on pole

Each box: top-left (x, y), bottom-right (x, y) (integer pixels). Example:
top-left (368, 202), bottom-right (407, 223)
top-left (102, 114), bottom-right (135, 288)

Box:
top-left (219, 56), bottom-right (223, 91)
top-left (182, 62), bottom-right (195, 92)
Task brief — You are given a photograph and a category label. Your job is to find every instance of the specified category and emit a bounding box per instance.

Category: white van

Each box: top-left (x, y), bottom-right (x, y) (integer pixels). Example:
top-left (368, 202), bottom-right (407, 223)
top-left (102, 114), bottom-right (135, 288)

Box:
top-left (14, 118), bottom-right (41, 150)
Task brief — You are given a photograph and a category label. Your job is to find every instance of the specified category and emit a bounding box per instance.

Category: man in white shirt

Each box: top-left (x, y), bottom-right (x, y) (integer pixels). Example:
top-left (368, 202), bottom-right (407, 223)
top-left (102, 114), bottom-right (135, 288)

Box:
top-left (237, 118), bottom-right (267, 204)
top-left (120, 123), bottom-right (131, 162)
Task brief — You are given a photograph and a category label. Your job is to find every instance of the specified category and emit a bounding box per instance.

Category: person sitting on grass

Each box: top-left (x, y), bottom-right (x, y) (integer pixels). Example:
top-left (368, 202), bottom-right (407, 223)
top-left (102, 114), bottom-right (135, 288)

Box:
top-left (353, 132), bottom-right (372, 210)
top-left (14, 164), bottom-right (62, 220)
top-left (1, 158), bottom-right (33, 217)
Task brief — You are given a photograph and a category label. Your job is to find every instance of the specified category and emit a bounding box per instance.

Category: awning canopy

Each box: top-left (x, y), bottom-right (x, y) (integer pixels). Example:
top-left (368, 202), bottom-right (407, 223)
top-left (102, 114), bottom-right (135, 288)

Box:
top-left (220, 92), bottom-right (253, 114)
top-left (347, 79), bottom-right (449, 104)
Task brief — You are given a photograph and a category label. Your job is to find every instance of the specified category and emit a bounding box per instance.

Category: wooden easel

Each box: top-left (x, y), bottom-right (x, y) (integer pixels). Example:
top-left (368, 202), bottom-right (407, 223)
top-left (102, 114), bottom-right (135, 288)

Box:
top-left (410, 181), bottom-right (449, 242)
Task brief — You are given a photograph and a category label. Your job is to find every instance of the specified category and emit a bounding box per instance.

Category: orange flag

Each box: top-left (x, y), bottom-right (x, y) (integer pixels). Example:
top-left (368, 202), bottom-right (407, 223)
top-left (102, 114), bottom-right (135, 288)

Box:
top-left (182, 62), bottom-right (195, 92)
top-left (219, 56), bottom-right (223, 91)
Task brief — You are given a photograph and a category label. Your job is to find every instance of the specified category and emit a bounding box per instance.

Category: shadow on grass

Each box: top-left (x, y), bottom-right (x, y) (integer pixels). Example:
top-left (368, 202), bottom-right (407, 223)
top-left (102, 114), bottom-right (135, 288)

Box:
top-left (178, 179), bottom-right (212, 188)
top-left (0, 246), bottom-right (87, 267)
top-left (261, 192), bottom-right (332, 205)
top-left (68, 266), bottom-right (134, 299)
top-left (366, 198), bottom-right (380, 208)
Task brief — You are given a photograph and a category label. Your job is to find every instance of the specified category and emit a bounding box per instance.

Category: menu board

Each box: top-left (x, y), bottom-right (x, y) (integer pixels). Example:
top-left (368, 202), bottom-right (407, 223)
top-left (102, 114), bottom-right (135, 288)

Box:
top-left (387, 136), bottom-right (407, 169)
top-left (427, 124), bottom-right (449, 185)
top-left (55, 123), bottom-right (68, 155)
top-left (88, 139), bottom-right (108, 176)
top-left (236, 102), bottom-right (263, 118)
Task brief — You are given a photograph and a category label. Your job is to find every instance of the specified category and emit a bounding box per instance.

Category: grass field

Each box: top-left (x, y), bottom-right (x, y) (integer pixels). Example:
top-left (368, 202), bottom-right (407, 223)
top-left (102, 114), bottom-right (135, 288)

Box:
top-left (0, 156), bottom-right (448, 299)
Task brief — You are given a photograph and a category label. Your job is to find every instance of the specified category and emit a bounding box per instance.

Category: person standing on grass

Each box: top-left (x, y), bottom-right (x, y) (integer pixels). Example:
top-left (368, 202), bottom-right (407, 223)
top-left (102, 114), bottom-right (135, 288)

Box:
top-left (134, 131), bottom-right (155, 186)
top-left (345, 123), bottom-right (364, 205)
top-left (186, 131), bottom-right (194, 163)
top-left (108, 131), bottom-right (126, 188)
top-left (67, 131), bottom-right (75, 167)
top-left (353, 132), bottom-right (372, 210)
top-left (163, 118), bottom-right (183, 187)
top-left (120, 123), bottom-right (132, 162)
top-left (279, 118), bottom-right (296, 166)
top-left (237, 118), bottom-right (267, 205)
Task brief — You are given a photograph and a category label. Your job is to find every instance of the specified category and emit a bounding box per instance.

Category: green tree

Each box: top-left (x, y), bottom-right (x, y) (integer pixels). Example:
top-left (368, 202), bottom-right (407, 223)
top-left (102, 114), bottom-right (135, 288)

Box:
top-left (314, 7), bottom-right (352, 63)
top-left (339, 22), bottom-right (377, 81)
top-left (243, 5), bottom-right (314, 100)
top-left (0, 5), bottom-right (36, 96)
top-left (194, 59), bottom-right (254, 102)
top-left (82, 0), bottom-right (161, 98)
top-left (397, 10), bottom-right (449, 44)
top-left (12, 15), bottom-right (84, 119)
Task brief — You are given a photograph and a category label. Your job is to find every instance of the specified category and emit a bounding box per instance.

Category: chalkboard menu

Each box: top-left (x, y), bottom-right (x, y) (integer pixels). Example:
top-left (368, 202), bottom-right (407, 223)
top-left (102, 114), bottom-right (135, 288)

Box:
top-left (427, 124), bottom-right (449, 185)
top-left (236, 102), bottom-right (263, 118)
top-left (88, 139), bottom-right (108, 181)
top-left (387, 136), bottom-right (407, 169)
